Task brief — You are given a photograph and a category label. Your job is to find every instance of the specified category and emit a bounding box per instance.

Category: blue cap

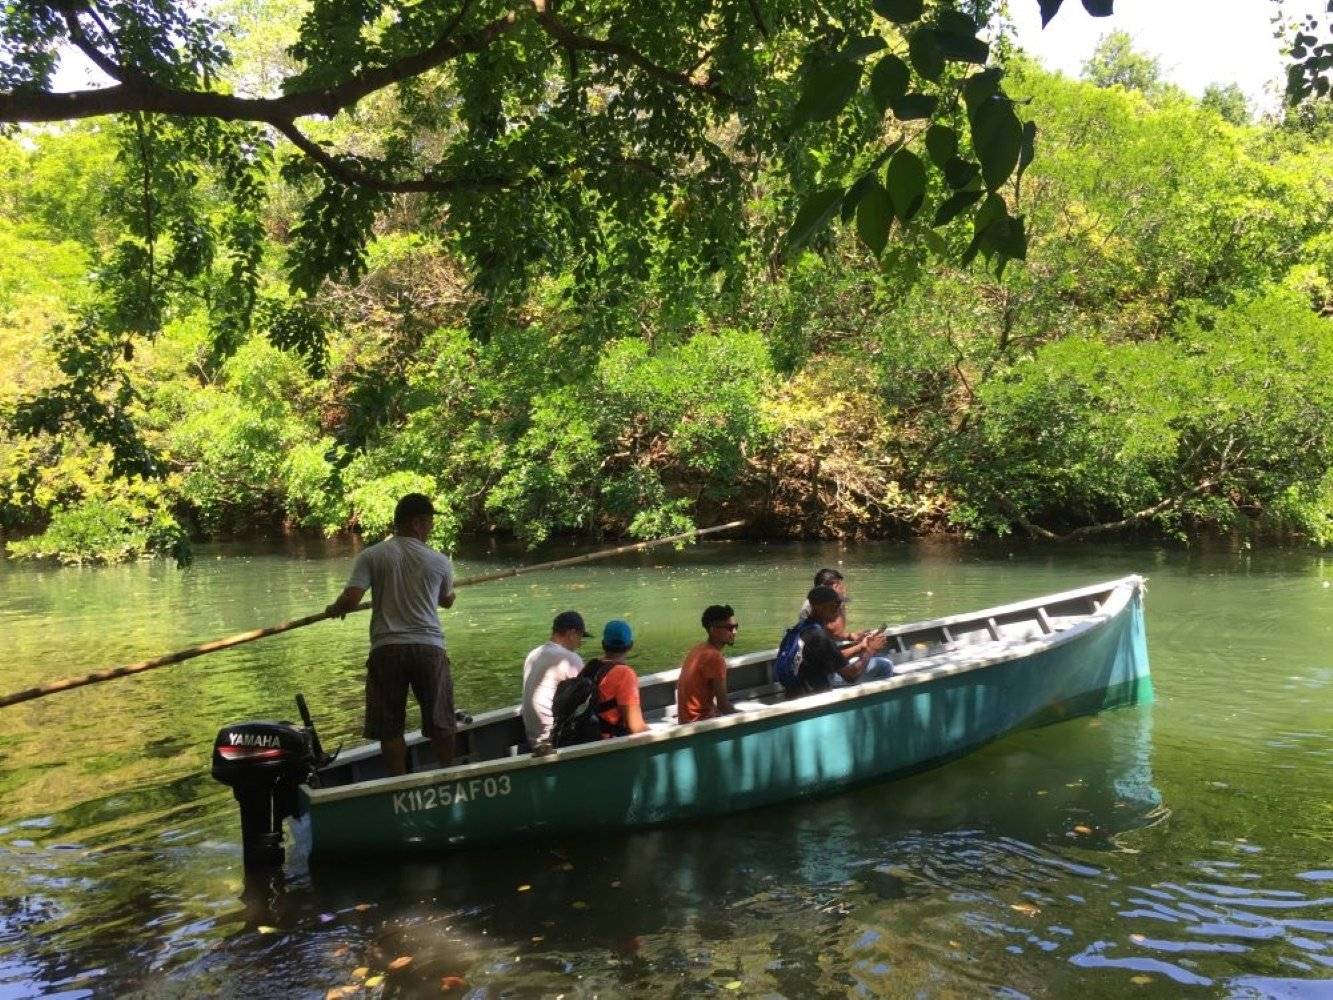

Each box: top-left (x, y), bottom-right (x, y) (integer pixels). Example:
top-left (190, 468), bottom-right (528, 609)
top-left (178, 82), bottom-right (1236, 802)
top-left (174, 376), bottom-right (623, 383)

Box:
top-left (601, 619), bottom-right (634, 652)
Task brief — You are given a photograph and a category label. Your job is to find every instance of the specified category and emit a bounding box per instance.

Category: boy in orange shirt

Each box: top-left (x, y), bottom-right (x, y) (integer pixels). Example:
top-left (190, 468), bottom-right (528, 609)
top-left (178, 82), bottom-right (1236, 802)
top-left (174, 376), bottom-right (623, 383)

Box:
top-left (676, 605), bottom-right (738, 724)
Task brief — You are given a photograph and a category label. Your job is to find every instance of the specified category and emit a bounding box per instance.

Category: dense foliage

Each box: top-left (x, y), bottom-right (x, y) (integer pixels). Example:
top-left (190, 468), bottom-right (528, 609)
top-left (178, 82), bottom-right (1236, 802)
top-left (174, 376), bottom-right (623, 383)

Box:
top-left (2, 15), bottom-right (1333, 561)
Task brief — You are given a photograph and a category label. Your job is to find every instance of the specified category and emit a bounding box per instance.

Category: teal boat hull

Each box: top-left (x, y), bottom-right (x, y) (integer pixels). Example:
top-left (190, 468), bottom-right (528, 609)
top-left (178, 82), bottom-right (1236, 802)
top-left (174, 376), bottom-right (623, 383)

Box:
top-left (300, 579), bottom-right (1151, 858)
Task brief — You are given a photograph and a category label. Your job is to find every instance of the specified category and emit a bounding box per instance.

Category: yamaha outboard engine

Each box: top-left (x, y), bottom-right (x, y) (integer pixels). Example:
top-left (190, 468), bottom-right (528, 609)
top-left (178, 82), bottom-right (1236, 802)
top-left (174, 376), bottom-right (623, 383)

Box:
top-left (211, 694), bottom-right (325, 866)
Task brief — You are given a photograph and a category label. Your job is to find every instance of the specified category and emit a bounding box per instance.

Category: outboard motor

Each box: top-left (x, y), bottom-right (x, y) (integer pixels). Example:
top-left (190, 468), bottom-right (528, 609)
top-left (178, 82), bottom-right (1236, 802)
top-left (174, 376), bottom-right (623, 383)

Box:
top-left (211, 694), bottom-right (325, 866)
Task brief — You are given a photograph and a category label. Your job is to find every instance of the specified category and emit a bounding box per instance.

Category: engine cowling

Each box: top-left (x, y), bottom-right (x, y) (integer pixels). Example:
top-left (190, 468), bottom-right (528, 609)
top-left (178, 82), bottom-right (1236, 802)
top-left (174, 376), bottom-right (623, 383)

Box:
top-left (212, 720), bottom-right (318, 866)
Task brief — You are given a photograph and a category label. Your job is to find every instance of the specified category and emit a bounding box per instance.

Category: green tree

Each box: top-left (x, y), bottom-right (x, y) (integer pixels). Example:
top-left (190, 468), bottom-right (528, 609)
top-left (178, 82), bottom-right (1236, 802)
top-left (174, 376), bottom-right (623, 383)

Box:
top-left (1202, 82), bottom-right (1250, 125)
top-left (1081, 30), bottom-right (1161, 93)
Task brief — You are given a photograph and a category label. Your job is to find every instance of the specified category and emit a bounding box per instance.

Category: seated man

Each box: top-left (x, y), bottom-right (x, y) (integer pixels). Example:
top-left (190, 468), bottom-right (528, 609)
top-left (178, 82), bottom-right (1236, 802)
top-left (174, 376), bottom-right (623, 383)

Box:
top-left (800, 568), bottom-right (892, 682)
top-left (789, 586), bottom-right (869, 698)
top-left (521, 610), bottom-right (590, 745)
top-left (593, 620), bottom-right (648, 738)
top-left (676, 604), bottom-right (738, 724)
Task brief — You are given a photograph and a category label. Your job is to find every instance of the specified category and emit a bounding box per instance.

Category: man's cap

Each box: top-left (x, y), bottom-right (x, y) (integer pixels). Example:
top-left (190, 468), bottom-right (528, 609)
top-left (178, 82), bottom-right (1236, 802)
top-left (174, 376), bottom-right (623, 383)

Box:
top-left (807, 585), bottom-right (842, 607)
top-left (602, 618), bottom-right (634, 651)
top-left (552, 610), bottom-right (591, 636)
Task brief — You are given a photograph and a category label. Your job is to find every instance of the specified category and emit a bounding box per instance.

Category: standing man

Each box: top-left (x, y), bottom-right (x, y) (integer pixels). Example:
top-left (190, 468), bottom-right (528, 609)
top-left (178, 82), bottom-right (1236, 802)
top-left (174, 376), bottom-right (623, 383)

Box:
top-left (676, 604), bottom-right (738, 724)
top-left (325, 493), bottom-right (456, 776)
top-left (521, 610), bottom-right (591, 746)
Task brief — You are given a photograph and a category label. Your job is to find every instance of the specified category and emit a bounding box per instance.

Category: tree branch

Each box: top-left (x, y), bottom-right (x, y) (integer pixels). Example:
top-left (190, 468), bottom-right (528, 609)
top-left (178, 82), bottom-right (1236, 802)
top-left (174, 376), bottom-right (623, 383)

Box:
top-left (996, 479), bottom-right (1217, 543)
top-left (0, 11), bottom-right (520, 125)
top-left (273, 119), bottom-right (523, 194)
top-left (528, 0), bottom-right (743, 105)
top-left (276, 118), bottom-right (669, 194)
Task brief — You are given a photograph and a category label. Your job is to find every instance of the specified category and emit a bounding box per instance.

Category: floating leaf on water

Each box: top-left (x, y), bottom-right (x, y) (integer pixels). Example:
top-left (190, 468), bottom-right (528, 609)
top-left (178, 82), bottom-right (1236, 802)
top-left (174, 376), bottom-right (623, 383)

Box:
top-left (354, 903), bottom-right (373, 912)
top-left (332, 945), bottom-right (350, 958)
top-left (388, 956), bottom-right (413, 972)
top-left (517, 884), bottom-right (531, 892)
top-left (1073, 825), bottom-right (1092, 835)
top-left (440, 975), bottom-right (467, 991)
top-left (561, 862), bottom-right (575, 871)
top-left (610, 880), bottom-right (621, 888)
top-left (325, 989), bottom-right (347, 1000)
top-left (571, 900), bottom-right (589, 910)
top-left (1130, 933), bottom-right (1146, 943)
top-left (1009, 903), bottom-right (1039, 916)
top-left (724, 982), bottom-right (743, 991)
top-left (531, 935), bottom-right (545, 943)
top-left (948, 940), bottom-right (961, 948)
top-left (1131, 975), bottom-right (1152, 985)
top-left (256, 925), bottom-right (279, 934)
top-left (364, 975), bottom-right (384, 988)
top-left (353, 967), bottom-right (369, 979)
top-left (1035, 790), bottom-right (1048, 796)
top-left (319, 913), bottom-right (337, 923)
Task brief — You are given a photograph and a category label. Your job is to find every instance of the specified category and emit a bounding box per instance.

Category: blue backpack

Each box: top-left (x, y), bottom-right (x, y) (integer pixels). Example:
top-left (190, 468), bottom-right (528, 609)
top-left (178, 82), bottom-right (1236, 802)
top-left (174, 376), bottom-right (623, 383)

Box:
top-left (773, 619), bottom-right (821, 693)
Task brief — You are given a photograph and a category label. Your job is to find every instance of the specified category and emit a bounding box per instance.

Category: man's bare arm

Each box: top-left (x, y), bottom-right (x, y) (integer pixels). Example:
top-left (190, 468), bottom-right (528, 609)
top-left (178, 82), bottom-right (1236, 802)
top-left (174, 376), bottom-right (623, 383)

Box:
top-left (326, 586), bottom-right (366, 619)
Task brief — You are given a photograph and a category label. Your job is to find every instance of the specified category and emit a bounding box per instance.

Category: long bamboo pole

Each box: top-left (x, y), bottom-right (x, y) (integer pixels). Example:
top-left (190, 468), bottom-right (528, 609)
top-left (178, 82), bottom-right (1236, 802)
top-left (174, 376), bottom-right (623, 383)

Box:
top-left (0, 520), bottom-right (747, 709)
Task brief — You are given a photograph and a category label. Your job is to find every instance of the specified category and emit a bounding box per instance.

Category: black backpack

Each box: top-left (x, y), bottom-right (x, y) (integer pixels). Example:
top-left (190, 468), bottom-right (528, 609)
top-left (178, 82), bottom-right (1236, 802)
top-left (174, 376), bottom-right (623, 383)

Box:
top-left (773, 619), bottom-right (822, 694)
top-left (550, 658), bottom-right (623, 748)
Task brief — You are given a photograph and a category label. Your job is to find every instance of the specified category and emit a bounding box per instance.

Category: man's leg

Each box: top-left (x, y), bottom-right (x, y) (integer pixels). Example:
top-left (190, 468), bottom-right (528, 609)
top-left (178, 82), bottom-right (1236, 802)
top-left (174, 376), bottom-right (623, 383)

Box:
top-left (381, 736), bottom-right (408, 776)
top-left (412, 646), bottom-right (457, 771)
top-left (429, 733), bottom-right (454, 769)
top-left (365, 647), bottom-right (411, 776)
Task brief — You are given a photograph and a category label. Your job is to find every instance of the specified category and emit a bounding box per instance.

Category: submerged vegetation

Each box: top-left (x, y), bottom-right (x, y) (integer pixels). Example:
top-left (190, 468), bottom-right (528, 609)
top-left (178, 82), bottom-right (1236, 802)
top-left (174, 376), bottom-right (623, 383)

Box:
top-left (2, 12), bottom-right (1332, 562)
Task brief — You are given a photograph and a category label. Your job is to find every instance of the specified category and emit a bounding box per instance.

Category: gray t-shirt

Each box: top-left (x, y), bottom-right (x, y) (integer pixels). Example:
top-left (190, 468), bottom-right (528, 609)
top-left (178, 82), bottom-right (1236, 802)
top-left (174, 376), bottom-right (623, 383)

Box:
top-left (347, 535), bottom-right (455, 650)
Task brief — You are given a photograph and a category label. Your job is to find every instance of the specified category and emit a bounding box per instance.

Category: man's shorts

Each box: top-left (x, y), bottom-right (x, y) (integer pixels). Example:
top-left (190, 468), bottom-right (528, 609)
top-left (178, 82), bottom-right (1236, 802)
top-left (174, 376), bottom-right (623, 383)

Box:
top-left (363, 643), bottom-right (455, 741)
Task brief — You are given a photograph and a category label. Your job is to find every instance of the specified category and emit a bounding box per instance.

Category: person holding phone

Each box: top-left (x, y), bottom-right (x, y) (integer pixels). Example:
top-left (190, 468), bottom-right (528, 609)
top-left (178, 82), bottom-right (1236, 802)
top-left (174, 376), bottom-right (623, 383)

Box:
top-left (798, 568), bottom-right (894, 683)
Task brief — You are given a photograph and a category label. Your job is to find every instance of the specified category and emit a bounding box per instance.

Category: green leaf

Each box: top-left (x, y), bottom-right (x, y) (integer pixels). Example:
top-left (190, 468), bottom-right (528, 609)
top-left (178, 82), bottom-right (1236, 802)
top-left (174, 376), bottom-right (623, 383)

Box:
top-left (890, 93), bottom-right (938, 120)
top-left (991, 213), bottom-right (1028, 259)
top-left (970, 97), bottom-right (1023, 190)
top-left (974, 192), bottom-right (1007, 233)
top-left (909, 29), bottom-right (945, 81)
top-left (870, 55), bottom-right (911, 110)
top-left (841, 35), bottom-right (887, 61)
top-left (943, 157), bottom-right (980, 189)
top-left (934, 10), bottom-right (989, 63)
top-left (962, 192), bottom-right (1007, 265)
top-left (841, 172), bottom-right (879, 222)
top-left (925, 124), bottom-right (958, 167)
top-left (936, 32), bottom-right (989, 64)
top-left (933, 188), bottom-right (983, 226)
top-left (856, 182), bottom-right (893, 256)
top-left (1017, 121), bottom-right (1037, 182)
top-left (922, 228), bottom-right (949, 255)
top-left (962, 69), bottom-right (1003, 112)
top-left (886, 148), bottom-right (928, 223)
top-left (873, 0), bottom-right (925, 24)
top-left (782, 188), bottom-right (844, 256)
top-left (934, 10), bottom-right (979, 36)
top-left (794, 60), bottom-right (863, 123)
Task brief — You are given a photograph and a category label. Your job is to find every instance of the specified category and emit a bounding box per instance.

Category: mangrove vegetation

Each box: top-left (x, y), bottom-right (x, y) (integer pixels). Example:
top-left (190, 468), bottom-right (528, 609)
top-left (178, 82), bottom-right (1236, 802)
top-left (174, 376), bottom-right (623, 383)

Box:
top-left (2, 3), bottom-right (1332, 562)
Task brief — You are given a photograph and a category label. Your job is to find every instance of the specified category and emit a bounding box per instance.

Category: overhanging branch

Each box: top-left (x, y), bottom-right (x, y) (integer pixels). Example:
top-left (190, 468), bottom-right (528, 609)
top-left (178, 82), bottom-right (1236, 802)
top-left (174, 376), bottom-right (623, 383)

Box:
top-left (0, 11), bottom-right (520, 125)
top-left (528, 0), bottom-right (744, 105)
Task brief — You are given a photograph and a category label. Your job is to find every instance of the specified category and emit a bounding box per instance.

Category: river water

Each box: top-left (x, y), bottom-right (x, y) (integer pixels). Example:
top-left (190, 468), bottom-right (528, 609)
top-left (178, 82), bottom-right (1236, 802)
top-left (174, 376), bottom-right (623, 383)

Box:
top-left (0, 539), bottom-right (1329, 998)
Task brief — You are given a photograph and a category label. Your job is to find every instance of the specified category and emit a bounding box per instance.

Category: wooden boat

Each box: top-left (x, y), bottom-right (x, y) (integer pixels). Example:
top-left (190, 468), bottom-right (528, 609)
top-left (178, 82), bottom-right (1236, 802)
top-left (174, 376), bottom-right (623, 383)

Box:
top-left (212, 576), bottom-right (1151, 862)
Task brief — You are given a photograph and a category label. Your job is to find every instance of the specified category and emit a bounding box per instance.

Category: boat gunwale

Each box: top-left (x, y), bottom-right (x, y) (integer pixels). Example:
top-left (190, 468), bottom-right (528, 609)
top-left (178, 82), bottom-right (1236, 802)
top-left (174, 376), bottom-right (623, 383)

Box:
top-left (305, 575), bottom-right (1143, 805)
